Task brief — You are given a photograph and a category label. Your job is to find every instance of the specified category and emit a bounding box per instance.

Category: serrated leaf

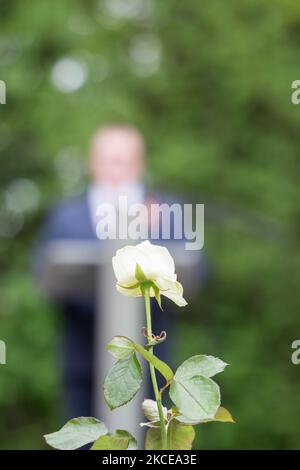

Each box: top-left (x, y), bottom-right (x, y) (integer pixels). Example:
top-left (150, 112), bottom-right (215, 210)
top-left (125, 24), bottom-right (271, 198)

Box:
top-left (174, 355), bottom-right (228, 380)
top-left (104, 353), bottom-right (142, 410)
top-left (91, 430), bottom-right (137, 450)
top-left (145, 420), bottom-right (195, 450)
top-left (170, 374), bottom-right (220, 421)
top-left (44, 417), bottom-right (107, 450)
top-left (176, 406), bottom-right (234, 425)
top-left (107, 336), bottom-right (135, 360)
top-left (134, 342), bottom-right (173, 383)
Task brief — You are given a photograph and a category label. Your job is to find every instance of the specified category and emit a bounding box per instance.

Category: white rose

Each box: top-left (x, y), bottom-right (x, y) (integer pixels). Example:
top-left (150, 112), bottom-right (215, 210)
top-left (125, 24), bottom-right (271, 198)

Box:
top-left (112, 240), bottom-right (187, 307)
top-left (140, 399), bottom-right (168, 428)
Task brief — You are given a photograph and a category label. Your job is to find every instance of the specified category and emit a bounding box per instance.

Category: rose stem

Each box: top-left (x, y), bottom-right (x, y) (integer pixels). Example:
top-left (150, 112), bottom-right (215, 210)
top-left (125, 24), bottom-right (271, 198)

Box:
top-left (144, 284), bottom-right (168, 450)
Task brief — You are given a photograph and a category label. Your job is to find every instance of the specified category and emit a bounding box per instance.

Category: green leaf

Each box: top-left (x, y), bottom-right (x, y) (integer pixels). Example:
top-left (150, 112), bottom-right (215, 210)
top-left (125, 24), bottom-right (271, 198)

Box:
top-left (133, 342), bottom-right (173, 383)
top-left (91, 430), bottom-right (137, 450)
top-left (107, 336), bottom-right (135, 360)
top-left (107, 336), bottom-right (174, 388)
top-left (169, 355), bottom-right (225, 420)
top-left (145, 428), bottom-right (162, 450)
top-left (170, 373), bottom-right (220, 421)
top-left (174, 355), bottom-right (228, 380)
top-left (104, 353), bottom-right (142, 410)
top-left (213, 406), bottom-right (234, 423)
top-left (167, 420), bottom-right (195, 450)
top-left (91, 435), bottom-right (128, 450)
top-left (176, 406), bottom-right (234, 425)
top-left (145, 420), bottom-right (195, 450)
top-left (135, 263), bottom-right (147, 282)
top-left (121, 430), bottom-right (138, 450)
top-left (44, 417), bottom-right (107, 450)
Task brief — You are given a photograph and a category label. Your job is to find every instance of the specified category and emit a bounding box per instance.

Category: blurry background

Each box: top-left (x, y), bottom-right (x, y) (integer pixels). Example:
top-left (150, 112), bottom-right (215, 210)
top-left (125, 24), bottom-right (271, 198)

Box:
top-left (1, 0), bottom-right (300, 449)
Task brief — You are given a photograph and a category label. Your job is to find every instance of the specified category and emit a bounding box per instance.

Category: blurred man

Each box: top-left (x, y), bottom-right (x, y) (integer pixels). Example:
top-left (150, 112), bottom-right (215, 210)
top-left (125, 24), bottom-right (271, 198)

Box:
top-left (37, 124), bottom-right (171, 419)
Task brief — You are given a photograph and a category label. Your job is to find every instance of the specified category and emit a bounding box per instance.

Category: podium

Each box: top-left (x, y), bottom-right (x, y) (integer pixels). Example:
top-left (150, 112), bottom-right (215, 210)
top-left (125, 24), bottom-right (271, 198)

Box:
top-left (39, 239), bottom-right (200, 445)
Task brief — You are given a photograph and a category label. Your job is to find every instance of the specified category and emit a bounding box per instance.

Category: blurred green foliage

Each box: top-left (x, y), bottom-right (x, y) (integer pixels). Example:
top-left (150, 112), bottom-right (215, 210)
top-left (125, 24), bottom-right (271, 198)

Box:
top-left (1, 0), bottom-right (300, 449)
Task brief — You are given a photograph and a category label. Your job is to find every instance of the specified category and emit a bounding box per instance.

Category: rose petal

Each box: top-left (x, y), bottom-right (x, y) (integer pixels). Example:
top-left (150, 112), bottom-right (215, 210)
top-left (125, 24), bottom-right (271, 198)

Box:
top-left (155, 277), bottom-right (188, 307)
top-left (137, 241), bottom-right (176, 280)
